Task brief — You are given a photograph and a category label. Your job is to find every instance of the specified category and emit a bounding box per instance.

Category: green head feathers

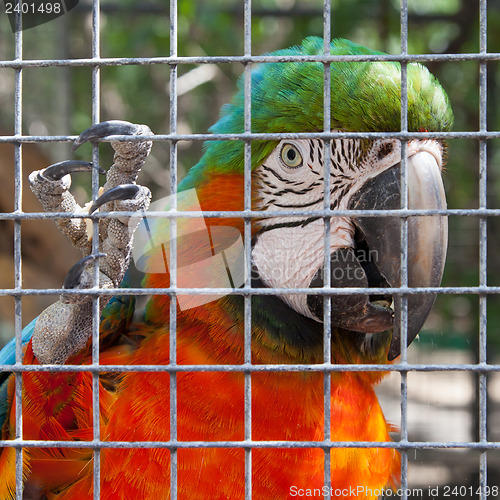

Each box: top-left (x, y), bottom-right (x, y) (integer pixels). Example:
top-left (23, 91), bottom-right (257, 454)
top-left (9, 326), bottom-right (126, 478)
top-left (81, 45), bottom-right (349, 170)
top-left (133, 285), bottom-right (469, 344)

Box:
top-left (180, 37), bottom-right (453, 190)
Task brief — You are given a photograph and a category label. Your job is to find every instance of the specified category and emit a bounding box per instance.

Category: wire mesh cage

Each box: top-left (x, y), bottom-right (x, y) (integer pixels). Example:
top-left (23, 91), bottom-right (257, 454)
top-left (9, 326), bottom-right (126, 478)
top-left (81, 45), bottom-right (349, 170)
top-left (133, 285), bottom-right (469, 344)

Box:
top-left (0, 0), bottom-right (499, 499)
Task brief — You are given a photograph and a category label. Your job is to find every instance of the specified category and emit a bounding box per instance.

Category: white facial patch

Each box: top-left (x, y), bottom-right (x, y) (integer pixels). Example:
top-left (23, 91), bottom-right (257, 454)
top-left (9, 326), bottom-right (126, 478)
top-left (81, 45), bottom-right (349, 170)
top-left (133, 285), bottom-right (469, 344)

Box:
top-left (252, 138), bottom-right (362, 320)
top-left (252, 217), bottom-right (355, 320)
top-left (251, 136), bottom-right (442, 321)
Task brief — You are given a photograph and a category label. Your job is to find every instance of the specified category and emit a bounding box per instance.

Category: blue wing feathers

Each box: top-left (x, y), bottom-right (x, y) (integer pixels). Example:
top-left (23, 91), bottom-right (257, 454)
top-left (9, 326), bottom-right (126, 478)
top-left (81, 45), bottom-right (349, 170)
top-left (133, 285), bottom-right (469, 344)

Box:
top-left (0, 317), bottom-right (37, 428)
top-left (0, 273), bottom-right (136, 429)
top-left (0, 316), bottom-right (37, 367)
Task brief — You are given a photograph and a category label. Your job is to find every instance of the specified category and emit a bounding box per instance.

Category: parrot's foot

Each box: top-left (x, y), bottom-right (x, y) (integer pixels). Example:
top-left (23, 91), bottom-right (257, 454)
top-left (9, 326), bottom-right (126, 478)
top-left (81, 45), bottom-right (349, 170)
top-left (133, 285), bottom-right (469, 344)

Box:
top-left (29, 121), bottom-right (153, 364)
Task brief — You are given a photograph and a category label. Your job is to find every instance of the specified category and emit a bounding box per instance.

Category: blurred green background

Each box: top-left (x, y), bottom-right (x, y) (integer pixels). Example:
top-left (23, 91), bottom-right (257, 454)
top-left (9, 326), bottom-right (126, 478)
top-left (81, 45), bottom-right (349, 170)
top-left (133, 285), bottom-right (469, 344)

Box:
top-left (0, 0), bottom-right (499, 493)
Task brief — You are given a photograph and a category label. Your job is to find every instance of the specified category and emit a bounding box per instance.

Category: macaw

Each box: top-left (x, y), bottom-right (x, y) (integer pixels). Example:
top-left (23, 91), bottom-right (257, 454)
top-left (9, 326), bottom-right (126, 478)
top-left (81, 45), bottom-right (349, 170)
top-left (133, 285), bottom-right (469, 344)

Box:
top-left (0, 37), bottom-right (452, 499)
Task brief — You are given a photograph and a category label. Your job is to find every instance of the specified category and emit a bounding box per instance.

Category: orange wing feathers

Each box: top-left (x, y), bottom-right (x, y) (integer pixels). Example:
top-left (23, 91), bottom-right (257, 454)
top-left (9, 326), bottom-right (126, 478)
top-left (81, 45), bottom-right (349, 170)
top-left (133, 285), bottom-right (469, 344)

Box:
top-left (0, 173), bottom-right (400, 499)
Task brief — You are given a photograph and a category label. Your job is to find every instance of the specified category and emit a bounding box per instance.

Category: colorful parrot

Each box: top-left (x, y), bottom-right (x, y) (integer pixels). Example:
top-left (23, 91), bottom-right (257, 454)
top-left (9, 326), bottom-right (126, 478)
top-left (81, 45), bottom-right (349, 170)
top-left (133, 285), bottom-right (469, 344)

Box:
top-left (0, 37), bottom-right (452, 499)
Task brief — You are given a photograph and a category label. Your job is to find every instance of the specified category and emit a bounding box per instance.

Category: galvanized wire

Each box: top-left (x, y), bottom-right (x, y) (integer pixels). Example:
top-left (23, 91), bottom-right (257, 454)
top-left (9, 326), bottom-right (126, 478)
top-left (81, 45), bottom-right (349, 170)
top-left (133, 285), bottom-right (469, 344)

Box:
top-left (3, 130), bottom-right (500, 144)
top-left (243, 1), bottom-right (253, 499)
top-left (478, 1), bottom-right (489, 497)
top-left (0, 52), bottom-right (499, 68)
top-left (13, 8), bottom-right (23, 500)
top-left (0, 0), bottom-right (497, 498)
top-left (169, 0), bottom-right (179, 497)
top-left (399, 1), bottom-right (410, 496)
top-left (90, 0), bottom-right (102, 496)
top-left (322, 0), bottom-right (332, 495)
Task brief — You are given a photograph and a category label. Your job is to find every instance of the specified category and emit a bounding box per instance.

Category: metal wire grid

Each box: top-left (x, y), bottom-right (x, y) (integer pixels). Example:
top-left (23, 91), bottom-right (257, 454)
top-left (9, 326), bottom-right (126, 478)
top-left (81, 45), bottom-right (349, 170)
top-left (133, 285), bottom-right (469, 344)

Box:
top-left (0, 0), bottom-right (498, 499)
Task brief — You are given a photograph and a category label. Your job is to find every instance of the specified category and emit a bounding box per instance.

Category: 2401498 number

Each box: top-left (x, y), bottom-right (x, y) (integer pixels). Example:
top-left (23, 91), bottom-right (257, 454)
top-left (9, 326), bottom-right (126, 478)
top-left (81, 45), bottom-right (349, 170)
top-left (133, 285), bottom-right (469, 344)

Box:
top-left (443, 485), bottom-right (499, 497)
top-left (5, 2), bottom-right (61, 14)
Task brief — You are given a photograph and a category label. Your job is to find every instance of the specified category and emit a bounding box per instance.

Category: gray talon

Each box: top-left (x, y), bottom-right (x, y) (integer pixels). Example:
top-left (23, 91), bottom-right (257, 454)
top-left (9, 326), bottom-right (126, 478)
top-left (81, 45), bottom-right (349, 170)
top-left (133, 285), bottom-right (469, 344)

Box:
top-left (89, 184), bottom-right (141, 214)
top-left (73, 120), bottom-right (142, 150)
top-left (42, 160), bottom-right (105, 181)
top-left (29, 121), bottom-right (152, 364)
top-left (63, 253), bottom-right (106, 289)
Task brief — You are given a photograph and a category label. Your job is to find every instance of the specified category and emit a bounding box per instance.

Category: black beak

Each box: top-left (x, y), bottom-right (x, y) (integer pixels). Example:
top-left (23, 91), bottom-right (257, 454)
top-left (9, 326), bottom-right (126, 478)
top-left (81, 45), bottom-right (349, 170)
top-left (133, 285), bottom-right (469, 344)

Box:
top-left (307, 150), bottom-right (447, 360)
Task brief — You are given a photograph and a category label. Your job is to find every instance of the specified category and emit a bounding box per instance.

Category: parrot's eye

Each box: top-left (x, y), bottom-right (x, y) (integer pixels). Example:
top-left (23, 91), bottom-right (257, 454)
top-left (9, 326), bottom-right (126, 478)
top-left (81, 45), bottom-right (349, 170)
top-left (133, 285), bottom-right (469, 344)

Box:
top-left (280, 143), bottom-right (303, 169)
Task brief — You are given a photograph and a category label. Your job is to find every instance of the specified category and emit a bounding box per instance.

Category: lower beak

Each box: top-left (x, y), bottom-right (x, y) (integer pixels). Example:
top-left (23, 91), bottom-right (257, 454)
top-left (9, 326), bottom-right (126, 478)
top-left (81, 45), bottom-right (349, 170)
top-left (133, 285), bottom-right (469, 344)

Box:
top-left (307, 149), bottom-right (447, 360)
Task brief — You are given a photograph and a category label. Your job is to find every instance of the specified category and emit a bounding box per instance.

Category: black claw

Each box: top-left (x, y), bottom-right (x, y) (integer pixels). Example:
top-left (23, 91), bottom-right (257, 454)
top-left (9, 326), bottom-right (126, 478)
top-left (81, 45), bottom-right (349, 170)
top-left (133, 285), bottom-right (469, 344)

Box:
top-left (41, 160), bottom-right (105, 181)
top-left (89, 184), bottom-right (141, 214)
top-left (63, 253), bottom-right (106, 289)
top-left (73, 120), bottom-right (141, 150)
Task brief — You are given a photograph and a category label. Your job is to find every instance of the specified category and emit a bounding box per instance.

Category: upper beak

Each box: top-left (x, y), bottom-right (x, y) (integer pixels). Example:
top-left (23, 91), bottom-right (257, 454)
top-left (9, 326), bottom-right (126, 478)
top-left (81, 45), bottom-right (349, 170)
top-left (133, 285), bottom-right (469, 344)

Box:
top-left (348, 148), bottom-right (448, 360)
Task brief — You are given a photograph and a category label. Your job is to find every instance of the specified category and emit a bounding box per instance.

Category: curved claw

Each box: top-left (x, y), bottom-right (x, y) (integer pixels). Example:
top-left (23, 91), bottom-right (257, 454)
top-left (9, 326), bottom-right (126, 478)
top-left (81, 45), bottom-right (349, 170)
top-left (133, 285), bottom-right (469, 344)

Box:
top-left (73, 120), bottom-right (142, 150)
top-left (63, 253), bottom-right (106, 289)
top-left (89, 184), bottom-right (141, 214)
top-left (41, 160), bottom-right (105, 181)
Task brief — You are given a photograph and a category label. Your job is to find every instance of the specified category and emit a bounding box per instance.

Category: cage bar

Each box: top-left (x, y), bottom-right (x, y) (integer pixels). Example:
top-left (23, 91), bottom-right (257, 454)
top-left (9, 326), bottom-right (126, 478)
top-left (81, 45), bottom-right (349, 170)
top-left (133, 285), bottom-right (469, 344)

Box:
top-left (243, 0), bottom-right (253, 498)
top-left (169, 0), bottom-right (179, 497)
top-left (478, 0), bottom-right (489, 498)
top-left (13, 7), bottom-right (23, 500)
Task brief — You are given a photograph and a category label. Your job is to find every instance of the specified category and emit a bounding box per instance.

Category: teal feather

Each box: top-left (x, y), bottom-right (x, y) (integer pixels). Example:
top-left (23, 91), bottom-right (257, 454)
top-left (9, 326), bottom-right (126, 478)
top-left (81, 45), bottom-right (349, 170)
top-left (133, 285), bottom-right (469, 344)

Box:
top-left (98, 293), bottom-right (136, 351)
top-left (0, 318), bottom-right (37, 428)
top-left (0, 379), bottom-right (8, 430)
top-left (0, 317), bottom-right (37, 368)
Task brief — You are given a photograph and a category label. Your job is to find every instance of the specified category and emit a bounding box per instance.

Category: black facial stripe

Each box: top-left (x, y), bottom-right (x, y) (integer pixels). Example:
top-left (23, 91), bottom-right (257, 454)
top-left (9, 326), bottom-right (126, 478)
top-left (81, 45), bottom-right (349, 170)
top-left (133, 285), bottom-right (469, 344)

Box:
top-left (260, 178), bottom-right (278, 189)
top-left (261, 165), bottom-right (295, 184)
top-left (309, 139), bottom-right (315, 164)
top-left (256, 138), bottom-right (371, 213)
top-left (254, 216), bottom-right (322, 237)
top-left (274, 185), bottom-right (316, 197)
top-left (273, 196), bottom-right (325, 209)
